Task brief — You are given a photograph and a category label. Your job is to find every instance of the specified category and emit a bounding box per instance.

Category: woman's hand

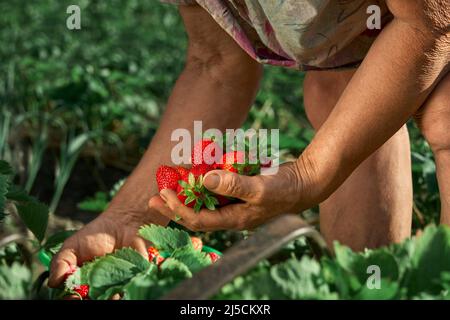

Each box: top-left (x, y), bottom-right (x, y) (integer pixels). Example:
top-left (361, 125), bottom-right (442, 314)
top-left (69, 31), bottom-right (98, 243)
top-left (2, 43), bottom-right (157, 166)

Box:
top-left (48, 210), bottom-right (151, 288)
top-left (149, 161), bottom-right (310, 231)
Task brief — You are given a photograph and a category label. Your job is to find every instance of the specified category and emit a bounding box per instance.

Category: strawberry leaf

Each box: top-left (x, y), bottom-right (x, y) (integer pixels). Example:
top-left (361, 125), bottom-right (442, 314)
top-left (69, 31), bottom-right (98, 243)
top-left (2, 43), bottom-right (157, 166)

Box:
top-left (87, 248), bottom-right (151, 299)
top-left (159, 258), bottom-right (192, 280)
top-left (179, 180), bottom-right (189, 189)
top-left (188, 173), bottom-right (195, 186)
top-left (0, 175), bottom-right (10, 221)
top-left (194, 201), bottom-right (202, 213)
top-left (0, 160), bottom-right (13, 175)
top-left (15, 201), bottom-right (49, 243)
top-left (139, 224), bottom-right (192, 252)
top-left (170, 246), bottom-right (211, 273)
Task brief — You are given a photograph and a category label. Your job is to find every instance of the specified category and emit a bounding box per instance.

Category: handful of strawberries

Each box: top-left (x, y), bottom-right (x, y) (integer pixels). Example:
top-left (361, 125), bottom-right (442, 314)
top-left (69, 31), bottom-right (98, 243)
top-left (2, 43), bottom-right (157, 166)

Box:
top-left (156, 137), bottom-right (270, 212)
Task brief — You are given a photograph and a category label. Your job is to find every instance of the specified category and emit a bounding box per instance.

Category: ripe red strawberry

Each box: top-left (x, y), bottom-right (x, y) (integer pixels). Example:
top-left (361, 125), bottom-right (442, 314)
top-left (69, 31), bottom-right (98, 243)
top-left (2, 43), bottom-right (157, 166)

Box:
top-left (208, 252), bottom-right (221, 263)
top-left (156, 165), bottom-right (180, 191)
top-left (191, 139), bottom-right (222, 166)
top-left (190, 163), bottom-right (213, 178)
top-left (175, 166), bottom-right (190, 181)
top-left (190, 236), bottom-right (203, 251)
top-left (73, 284), bottom-right (89, 299)
top-left (221, 151), bottom-right (260, 175)
top-left (222, 151), bottom-right (244, 173)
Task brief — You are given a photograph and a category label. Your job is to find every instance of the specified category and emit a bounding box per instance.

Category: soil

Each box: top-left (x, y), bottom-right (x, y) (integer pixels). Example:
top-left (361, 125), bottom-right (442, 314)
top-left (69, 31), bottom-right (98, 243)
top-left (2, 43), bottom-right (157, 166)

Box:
top-left (31, 151), bottom-right (130, 224)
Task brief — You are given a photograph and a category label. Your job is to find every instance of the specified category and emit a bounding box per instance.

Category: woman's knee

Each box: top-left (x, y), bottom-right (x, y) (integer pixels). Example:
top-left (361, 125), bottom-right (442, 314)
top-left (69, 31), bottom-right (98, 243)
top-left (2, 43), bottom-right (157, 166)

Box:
top-left (303, 70), bottom-right (355, 129)
top-left (415, 73), bottom-right (450, 153)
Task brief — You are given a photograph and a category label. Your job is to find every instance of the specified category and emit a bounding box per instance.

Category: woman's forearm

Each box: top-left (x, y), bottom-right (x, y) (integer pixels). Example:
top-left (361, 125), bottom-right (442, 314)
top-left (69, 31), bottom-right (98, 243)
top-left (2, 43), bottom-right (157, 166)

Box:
top-left (297, 12), bottom-right (449, 208)
top-left (105, 55), bottom-right (262, 224)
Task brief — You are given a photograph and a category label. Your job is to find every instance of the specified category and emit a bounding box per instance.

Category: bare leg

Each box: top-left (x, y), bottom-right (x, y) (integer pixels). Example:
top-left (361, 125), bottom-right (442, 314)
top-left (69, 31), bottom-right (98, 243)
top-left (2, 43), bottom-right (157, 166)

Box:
top-left (415, 72), bottom-right (450, 225)
top-left (304, 70), bottom-right (412, 251)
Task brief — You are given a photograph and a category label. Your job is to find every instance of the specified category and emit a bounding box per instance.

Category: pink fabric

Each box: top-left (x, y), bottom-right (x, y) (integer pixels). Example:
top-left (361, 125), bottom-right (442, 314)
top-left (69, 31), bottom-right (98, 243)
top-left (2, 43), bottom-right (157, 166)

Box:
top-left (161, 0), bottom-right (391, 70)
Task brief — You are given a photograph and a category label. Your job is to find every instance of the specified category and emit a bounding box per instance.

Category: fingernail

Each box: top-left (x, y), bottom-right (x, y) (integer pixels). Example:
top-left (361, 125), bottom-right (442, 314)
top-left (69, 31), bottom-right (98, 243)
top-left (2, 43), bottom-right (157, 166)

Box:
top-left (160, 190), bottom-right (168, 201)
top-left (204, 173), bottom-right (220, 190)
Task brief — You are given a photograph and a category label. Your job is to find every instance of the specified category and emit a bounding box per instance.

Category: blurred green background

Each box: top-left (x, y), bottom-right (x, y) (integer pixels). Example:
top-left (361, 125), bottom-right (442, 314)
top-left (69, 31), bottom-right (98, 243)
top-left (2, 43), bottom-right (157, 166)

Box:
top-left (0, 0), bottom-right (440, 230)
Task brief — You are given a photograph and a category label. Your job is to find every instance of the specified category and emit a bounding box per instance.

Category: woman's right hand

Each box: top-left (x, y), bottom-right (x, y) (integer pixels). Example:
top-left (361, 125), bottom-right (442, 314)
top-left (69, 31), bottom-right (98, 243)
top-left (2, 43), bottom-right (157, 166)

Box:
top-left (48, 210), bottom-right (151, 288)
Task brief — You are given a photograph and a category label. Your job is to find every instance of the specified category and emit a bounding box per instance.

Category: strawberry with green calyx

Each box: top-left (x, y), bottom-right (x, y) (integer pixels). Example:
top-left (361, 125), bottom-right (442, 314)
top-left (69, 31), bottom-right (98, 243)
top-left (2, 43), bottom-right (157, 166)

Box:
top-left (191, 138), bottom-right (223, 166)
top-left (156, 165), bottom-right (180, 192)
top-left (220, 151), bottom-right (261, 176)
top-left (177, 172), bottom-right (219, 212)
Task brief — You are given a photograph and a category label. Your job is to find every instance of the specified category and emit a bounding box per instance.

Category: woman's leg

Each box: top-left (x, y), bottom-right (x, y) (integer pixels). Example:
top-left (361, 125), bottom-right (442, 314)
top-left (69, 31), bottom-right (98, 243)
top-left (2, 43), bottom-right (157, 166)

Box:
top-left (415, 72), bottom-right (450, 225)
top-left (303, 70), bottom-right (413, 251)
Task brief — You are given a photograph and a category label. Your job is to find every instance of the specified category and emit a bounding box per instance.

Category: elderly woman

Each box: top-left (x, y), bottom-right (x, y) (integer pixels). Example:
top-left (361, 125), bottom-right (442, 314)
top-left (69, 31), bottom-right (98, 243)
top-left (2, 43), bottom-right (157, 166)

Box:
top-left (49, 0), bottom-right (449, 286)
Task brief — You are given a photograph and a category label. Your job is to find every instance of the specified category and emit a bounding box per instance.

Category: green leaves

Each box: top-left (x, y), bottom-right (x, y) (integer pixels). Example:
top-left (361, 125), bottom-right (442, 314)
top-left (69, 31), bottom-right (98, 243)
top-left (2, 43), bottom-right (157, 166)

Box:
top-left (42, 230), bottom-right (76, 256)
top-left (61, 226), bottom-right (216, 300)
top-left (218, 225), bottom-right (450, 300)
top-left (0, 174), bottom-right (9, 222)
top-left (81, 248), bottom-right (151, 299)
top-left (270, 257), bottom-right (336, 299)
top-left (54, 223), bottom-right (450, 300)
top-left (0, 160), bottom-right (13, 175)
top-left (16, 202), bottom-right (49, 243)
top-left (0, 160), bottom-right (12, 221)
top-left (178, 173), bottom-right (219, 212)
top-left (139, 224), bottom-right (192, 252)
top-left (406, 225), bottom-right (450, 297)
top-left (0, 263), bottom-right (32, 300)
top-left (171, 247), bottom-right (211, 273)
top-left (0, 160), bottom-right (49, 242)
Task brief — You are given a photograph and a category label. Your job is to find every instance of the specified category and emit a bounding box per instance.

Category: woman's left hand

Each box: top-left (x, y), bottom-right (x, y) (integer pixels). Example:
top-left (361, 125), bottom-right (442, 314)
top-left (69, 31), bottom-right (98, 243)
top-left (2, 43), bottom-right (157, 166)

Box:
top-left (149, 161), bottom-right (309, 231)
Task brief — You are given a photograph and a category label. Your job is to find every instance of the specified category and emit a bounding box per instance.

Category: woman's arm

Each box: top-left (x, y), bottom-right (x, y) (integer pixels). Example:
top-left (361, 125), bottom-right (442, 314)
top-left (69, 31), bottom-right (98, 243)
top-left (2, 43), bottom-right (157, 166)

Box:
top-left (297, 0), bottom-right (450, 208)
top-left (152, 0), bottom-right (449, 232)
top-left (49, 4), bottom-right (262, 287)
top-left (107, 4), bottom-right (262, 219)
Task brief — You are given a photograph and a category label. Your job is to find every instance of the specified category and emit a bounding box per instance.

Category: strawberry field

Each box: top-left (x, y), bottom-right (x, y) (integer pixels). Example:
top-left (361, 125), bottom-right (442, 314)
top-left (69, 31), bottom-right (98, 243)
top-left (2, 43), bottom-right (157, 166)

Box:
top-left (0, 1), bottom-right (447, 300)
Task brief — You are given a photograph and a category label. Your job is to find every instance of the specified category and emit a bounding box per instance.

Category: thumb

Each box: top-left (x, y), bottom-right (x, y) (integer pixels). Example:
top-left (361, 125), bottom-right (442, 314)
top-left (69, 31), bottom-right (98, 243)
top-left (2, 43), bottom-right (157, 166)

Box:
top-left (203, 170), bottom-right (262, 202)
top-left (48, 248), bottom-right (78, 288)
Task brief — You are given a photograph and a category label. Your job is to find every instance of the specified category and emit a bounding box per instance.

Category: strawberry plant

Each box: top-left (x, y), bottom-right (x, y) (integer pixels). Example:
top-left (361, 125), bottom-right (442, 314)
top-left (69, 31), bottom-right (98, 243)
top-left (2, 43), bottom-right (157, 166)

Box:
top-left (62, 225), bottom-right (219, 300)
top-left (218, 225), bottom-right (450, 300)
top-left (50, 223), bottom-right (450, 300)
